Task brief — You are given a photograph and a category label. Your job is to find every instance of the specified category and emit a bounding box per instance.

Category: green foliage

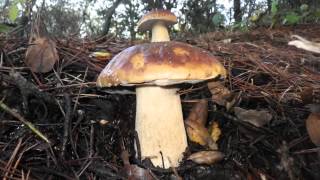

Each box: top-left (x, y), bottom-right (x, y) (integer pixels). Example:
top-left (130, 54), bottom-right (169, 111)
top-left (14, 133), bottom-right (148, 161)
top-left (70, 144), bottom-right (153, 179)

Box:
top-left (232, 21), bottom-right (249, 32)
top-left (270, 0), bottom-right (279, 28)
top-left (8, 3), bottom-right (19, 22)
top-left (300, 4), bottom-right (309, 12)
top-left (271, 0), bottom-right (278, 16)
top-left (212, 12), bottom-right (225, 27)
top-left (7, 0), bottom-right (25, 22)
top-left (0, 24), bottom-right (13, 33)
top-left (282, 11), bottom-right (300, 25)
top-left (249, 0), bottom-right (319, 28)
top-left (314, 10), bottom-right (320, 17)
top-left (182, 0), bottom-right (225, 34)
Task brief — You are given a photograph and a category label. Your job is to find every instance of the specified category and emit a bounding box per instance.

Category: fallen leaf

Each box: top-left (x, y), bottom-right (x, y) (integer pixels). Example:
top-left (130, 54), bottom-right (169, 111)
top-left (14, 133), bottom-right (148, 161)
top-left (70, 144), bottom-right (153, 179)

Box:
top-left (234, 107), bottom-right (272, 127)
top-left (300, 87), bottom-right (314, 105)
top-left (306, 112), bottom-right (320, 146)
top-left (187, 151), bottom-right (224, 165)
top-left (288, 35), bottom-right (320, 54)
top-left (90, 51), bottom-right (112, 61)
top-left (186, 99), bottom-right (208, 126)
top-left (209, 121), bottom-right (221, 142)
top-left (25, 37), bottom-right (59, 73)
top-left (185, 120), bottom-right (218, 150)
top-left (120, 150), bottom-right (154, 180)
top-left (208, 81), bottom-right (237, 110)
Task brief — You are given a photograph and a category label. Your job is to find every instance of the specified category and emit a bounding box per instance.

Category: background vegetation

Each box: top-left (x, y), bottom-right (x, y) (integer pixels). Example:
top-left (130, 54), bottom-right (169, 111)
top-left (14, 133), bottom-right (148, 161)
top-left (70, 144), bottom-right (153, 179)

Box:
top-left (1, 0), bottom-right (320, 38)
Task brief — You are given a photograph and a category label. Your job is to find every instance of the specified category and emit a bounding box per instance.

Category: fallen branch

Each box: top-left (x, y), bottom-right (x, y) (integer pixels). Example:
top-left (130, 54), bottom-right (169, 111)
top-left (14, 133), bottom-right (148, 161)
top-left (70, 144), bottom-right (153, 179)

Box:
top-left (0, 100), bottom-right (50, 143)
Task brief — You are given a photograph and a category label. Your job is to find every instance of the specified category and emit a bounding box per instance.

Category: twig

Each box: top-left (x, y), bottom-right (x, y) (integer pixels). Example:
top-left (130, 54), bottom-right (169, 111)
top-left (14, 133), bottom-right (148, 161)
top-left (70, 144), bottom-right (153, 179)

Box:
top-left (3, 138), bottom-right (22, 180)
top-left (72, 66), bottom-right (88, 114)
top-left (0, 101), bottom-right (50, 143)
top-left (61, 93), bottom-right (72, 159)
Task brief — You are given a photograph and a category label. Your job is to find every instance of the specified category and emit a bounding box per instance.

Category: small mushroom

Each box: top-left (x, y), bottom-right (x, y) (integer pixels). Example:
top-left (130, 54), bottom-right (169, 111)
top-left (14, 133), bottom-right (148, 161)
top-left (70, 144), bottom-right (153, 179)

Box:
top-left (96, 10), bottom-right (226, 168)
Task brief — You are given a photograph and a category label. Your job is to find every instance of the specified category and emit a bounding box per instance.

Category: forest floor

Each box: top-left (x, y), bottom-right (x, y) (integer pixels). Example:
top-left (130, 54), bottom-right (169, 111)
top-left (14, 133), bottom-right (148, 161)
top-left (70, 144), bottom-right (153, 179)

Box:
top-left (1, 24), bottom-right (320, 180)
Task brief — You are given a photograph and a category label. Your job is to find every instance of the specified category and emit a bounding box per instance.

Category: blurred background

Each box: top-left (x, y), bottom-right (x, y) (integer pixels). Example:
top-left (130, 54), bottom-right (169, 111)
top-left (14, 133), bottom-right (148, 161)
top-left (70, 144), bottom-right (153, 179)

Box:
top-left (1, 0), bottom-right (319, 39)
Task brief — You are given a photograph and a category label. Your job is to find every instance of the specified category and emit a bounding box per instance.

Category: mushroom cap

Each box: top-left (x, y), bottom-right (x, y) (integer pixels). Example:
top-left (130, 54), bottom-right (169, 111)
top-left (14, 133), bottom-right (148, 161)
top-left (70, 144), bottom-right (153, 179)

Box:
top-left (97, 41), bottom-right (226, 87)
top-left (137, 9), bottom-right (177, 32)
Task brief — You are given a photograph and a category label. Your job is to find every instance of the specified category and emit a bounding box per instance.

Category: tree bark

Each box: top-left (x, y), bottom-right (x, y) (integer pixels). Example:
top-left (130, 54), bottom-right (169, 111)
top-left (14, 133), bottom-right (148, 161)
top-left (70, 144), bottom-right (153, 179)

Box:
top-left (102, 0), bottom-right (124, 35)
top-left (267, 0), bottom-right (272, 13)
top-left (233, 0), bottom-right (241, 23)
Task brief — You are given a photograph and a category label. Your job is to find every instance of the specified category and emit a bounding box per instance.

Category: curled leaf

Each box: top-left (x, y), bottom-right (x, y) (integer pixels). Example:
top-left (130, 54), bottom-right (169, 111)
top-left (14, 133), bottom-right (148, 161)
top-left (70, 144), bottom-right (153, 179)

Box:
top-left (185, 120), bottom-right (217, 150)
top-left (187, 151), bottom-right (224, 165)
top-left (90, 51), bottom-right (112, 61)
top-left (186, 99), bottom-right (208, 126)
top-left (209, 121), bottom-right (221, 143)
top-left (208, 81), bottom-right (236, 111)
top-left (234, 107), bottom-right (272, 127)
top-left (25, 37), bottom-right (59, 73)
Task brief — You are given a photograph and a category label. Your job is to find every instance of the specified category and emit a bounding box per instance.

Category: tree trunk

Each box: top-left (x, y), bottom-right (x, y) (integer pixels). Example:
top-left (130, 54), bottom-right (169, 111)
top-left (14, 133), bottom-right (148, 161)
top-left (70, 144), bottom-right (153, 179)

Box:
top-left (267, 0), bottom-right (272, 13)
top-left (102, 0), bottom-right (124, 35)
top-left (128, 1), bottom-right (136, 40)
top-left (233, 0), bottom-right (241, 23)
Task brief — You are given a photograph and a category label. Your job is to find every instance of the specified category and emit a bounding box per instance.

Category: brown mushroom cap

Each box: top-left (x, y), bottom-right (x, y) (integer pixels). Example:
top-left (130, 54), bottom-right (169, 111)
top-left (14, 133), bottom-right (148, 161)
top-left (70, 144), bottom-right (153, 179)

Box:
top-left (137, 9), bottom-right (177, 32)
top-left (97, 41), bottom-right (226, 87)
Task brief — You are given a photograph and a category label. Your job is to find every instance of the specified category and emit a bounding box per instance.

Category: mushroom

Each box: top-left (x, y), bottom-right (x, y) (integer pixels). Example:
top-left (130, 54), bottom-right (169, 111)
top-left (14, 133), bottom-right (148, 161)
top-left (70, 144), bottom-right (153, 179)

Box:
top-left (96, 9), bottom-right (226, 168)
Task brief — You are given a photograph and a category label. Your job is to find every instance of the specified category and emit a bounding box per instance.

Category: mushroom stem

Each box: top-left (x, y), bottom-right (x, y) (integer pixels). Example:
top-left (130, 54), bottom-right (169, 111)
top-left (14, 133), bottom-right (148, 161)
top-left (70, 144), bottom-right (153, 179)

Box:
top-left (151, 22), bottom-right (170, 42)
top-left (135, 86), bottom-right (188, 168)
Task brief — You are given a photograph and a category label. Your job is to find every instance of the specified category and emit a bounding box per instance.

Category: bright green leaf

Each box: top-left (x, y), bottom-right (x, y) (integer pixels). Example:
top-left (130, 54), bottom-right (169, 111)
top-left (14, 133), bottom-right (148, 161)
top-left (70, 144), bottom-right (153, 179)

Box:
top-left (283, 12), bottom-right (300, 25)
top-left (8, 4), bottom-right (19, 22)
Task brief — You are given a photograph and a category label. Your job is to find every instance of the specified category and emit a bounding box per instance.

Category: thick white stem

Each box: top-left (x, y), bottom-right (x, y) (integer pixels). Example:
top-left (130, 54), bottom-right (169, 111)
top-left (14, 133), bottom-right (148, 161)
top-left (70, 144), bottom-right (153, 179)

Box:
top-left (151, 22), bottom-right (170, 42)
top-left (135, 86), bottom-right (188, 168)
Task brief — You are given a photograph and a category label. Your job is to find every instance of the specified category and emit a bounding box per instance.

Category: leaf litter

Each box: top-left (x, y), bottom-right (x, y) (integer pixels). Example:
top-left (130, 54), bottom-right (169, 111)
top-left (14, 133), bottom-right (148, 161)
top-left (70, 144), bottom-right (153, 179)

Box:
top-left (1, 24), bottom-right (320, 179)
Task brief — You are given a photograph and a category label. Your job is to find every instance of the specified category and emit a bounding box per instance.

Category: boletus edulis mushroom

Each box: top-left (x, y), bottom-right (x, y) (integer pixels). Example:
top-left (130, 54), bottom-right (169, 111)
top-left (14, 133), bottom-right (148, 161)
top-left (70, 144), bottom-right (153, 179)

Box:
top-left (96, 9), bottom-right (226, 168)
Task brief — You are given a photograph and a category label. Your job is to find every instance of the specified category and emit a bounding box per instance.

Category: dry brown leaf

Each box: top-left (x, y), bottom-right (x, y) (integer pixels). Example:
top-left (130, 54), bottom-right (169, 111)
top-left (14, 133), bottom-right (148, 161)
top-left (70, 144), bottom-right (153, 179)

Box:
top-left (120, 150), bottom-right (154, 180)
top-left (25, 37), bottom-right (59, 73)
top-left (306, 113), bottom-right (320, 146)
top-left (288, 35), bottom-right (320, 54)
top-left (121, 165), bottom-right (154, 180)
top-left (186, 99), bottom-right (208, 126)
top-left (234, 107), bottom-right (272, 127)
top-left (185, 120), bottom-right (218, 150)
top-left (187, 151), bottom-right (224, 165)
top-left (208, 81), bottom-right (236, 110)
top-left (185, 100), bottom-right (218, 149)
top-left (300, 87), bottom-right (314, 105)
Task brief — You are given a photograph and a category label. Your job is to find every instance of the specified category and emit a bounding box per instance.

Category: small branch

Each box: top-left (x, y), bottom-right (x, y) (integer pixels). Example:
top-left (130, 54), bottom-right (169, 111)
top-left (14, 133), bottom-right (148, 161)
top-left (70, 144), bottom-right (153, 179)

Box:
top-left (61, 93), bottom-right (72, 159)
top-left (0, 101), bottom-right (50, 143)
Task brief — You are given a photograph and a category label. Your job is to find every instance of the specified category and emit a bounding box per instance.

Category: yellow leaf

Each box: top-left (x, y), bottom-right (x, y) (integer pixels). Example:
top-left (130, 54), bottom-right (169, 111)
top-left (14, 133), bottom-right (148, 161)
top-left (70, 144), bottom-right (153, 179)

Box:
top-left (187, 151), bottom-right (224, 165)
top-left (185, 120), bottom-right (218, 150)
top-left (90, 51), bottom-right (112, 61)
top-left (209, 121), bottom-right (221, 143)
top-left (185, 120), bottom-right (208, 146)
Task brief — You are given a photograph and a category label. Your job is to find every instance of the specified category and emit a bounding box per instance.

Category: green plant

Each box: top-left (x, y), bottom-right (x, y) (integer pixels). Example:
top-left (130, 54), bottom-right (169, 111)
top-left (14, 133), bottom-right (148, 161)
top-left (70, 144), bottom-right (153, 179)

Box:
top-left (212, 12), bottom-right (225, 27)
top-left (0, 24), bottom-right (13, 33)
top-left (7, 0), bottom-right (25, 22)
top-left (282, 11), bottom-right (300, 25)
